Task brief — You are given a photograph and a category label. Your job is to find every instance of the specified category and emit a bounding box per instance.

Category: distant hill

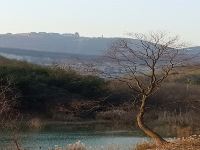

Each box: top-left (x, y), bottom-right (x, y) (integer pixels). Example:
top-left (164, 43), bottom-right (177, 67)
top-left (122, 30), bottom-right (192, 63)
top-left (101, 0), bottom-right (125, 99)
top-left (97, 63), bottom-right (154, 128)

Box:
top-left (187, 46), bottom-right (200, 54)
top-left (0, 32), bottom-right (124, 55)
top-left (0, 32), bottom-right (199, 66)
top-left (0, 32), bottom-right (199, 56)
top-left (0, 47), bottom-right (103, 65)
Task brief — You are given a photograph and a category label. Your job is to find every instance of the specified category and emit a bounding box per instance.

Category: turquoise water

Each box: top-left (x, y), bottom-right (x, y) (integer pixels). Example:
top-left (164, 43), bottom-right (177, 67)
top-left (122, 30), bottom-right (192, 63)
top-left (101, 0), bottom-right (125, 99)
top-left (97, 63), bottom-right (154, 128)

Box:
top-left (0, 123), bottom-right (146, 150)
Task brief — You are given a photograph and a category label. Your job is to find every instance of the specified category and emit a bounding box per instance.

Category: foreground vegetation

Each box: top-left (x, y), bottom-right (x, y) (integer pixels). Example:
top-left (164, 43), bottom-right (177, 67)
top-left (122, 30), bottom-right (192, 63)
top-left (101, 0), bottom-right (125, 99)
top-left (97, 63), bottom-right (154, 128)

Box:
top-left (0, 56), bottom-right (200, 125)
top-left (135, 135), bottom-right (200, 150)
top-left (1, 56), bottom-right (200, 149)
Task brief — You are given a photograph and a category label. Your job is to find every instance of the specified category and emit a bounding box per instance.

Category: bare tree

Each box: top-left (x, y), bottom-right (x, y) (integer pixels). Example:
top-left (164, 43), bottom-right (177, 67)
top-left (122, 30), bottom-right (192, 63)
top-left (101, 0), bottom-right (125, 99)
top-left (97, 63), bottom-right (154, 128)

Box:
top-left (0, 78), bottom-right (21, 150)
top-left (106, 32), bottom-right (186, 145)
top-left (0, 78), bottom-right (18, 121)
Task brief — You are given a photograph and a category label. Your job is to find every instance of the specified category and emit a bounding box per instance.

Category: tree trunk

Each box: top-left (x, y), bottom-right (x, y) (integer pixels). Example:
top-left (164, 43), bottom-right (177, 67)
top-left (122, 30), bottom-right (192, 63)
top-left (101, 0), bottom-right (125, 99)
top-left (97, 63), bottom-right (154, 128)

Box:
top-left (13, 139), bottom-right (21, 150)
top-left (136, 96), bottom-right (168, 146)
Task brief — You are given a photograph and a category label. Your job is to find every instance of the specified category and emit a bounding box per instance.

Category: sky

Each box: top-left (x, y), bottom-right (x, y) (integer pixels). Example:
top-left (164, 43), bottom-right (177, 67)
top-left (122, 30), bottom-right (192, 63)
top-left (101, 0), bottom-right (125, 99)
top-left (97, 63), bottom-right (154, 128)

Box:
top-left (0, 0), bottom-right (199, 45)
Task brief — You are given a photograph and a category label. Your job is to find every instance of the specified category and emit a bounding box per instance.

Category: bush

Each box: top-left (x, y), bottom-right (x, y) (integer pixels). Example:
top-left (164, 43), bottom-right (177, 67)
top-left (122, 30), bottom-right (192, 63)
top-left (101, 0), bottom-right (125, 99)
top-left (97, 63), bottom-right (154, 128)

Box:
top-left (0, 57), bottom-right (108, 116)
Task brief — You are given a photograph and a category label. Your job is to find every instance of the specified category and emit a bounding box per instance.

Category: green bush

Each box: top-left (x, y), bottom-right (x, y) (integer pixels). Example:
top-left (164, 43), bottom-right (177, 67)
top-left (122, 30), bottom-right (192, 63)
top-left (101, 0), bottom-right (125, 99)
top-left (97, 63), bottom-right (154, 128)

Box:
top-left (0, 57), bottom-right (108, 115)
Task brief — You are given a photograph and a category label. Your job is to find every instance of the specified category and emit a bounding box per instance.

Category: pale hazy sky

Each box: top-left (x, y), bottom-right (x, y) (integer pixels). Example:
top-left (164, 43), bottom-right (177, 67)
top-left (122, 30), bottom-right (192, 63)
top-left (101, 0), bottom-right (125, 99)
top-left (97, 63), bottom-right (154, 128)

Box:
top-left (0, 0), bottom-right (199, 45)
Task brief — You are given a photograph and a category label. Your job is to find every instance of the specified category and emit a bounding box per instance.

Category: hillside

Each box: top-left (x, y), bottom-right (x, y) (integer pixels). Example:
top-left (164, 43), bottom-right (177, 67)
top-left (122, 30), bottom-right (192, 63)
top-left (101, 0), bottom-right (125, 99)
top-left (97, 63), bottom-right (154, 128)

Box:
top-left (0, 56), bottom-right (108, 117)
top-left (0, 32), bottom-right (199, 58)
top-left (0, 47), bottom-right (103, 65)
top-left (0, 32), bottom-right (125, 55)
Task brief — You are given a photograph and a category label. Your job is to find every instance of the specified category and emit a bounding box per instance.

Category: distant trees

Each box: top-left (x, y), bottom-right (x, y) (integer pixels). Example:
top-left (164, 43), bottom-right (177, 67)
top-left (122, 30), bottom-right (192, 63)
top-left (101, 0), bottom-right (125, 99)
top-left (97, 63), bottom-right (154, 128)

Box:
top-left (107, 32), bottom-right (185, 145)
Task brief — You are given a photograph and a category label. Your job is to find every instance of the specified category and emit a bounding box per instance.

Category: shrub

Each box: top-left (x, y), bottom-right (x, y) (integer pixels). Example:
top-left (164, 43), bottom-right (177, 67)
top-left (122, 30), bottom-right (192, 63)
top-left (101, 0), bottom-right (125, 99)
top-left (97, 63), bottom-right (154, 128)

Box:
top-left (0, 57), bottom-right (108, 116)
top-left (66, 141), bottom-right (86, 150)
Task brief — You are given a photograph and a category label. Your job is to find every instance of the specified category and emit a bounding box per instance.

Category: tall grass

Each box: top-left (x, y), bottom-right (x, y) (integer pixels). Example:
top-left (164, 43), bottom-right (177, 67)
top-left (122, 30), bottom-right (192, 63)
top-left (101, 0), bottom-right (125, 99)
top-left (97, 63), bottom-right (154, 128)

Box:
top-left (156, 111), bottom-right (200, 126)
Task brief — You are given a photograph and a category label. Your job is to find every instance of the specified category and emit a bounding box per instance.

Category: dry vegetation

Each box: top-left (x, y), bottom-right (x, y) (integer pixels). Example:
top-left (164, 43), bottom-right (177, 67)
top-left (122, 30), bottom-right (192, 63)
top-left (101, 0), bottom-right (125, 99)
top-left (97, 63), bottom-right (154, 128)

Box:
top-left (135, 135), bottom-right (200, 150)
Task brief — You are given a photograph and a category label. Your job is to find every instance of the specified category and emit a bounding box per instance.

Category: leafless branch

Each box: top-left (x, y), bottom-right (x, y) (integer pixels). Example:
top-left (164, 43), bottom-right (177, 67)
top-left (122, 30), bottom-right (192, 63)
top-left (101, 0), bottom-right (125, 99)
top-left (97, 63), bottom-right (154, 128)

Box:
top-left (106, 32), bottom-right (186, 98)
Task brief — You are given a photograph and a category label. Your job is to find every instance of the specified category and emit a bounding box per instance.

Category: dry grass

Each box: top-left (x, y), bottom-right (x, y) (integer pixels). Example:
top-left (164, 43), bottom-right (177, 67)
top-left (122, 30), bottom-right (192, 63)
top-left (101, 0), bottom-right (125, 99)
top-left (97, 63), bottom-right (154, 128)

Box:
top-left (27, 117), bottom-right (43, 129)
top-left (51, 141), bottom-right (131, 150)
top-left (135, 135), bottom-right (200, 150)
top-left (65, 141), bottom-right (86, 150)
top-left (95, 109), bottom-right (136, 129)
top-left (154, 111), bottom-right (200, 128)
top-left (166, 65), bottom-right (200, 82)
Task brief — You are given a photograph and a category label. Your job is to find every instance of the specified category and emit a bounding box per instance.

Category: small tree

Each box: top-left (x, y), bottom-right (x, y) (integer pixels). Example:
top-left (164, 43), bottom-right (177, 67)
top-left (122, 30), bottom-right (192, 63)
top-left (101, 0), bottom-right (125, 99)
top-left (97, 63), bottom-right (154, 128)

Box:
top-left (0, 78), bottom-right (21, 150)
top-left (106, 32), bottom-right (185, 145)
top-left (0, 78), bottom-right (18, 121)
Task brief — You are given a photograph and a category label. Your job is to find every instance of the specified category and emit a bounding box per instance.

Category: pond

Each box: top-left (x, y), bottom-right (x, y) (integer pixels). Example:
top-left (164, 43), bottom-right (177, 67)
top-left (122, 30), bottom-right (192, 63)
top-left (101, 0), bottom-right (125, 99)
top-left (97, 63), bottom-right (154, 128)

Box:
top-left (0, 121), bottom-right (146, 150)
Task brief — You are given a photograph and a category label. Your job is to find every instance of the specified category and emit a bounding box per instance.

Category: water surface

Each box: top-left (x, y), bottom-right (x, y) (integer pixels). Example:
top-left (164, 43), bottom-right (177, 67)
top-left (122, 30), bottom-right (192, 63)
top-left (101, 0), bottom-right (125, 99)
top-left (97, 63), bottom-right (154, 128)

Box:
top-left (0, 122), bottom-right (146, 150)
